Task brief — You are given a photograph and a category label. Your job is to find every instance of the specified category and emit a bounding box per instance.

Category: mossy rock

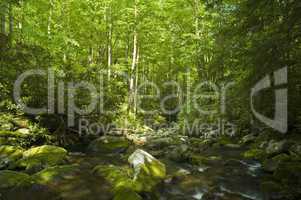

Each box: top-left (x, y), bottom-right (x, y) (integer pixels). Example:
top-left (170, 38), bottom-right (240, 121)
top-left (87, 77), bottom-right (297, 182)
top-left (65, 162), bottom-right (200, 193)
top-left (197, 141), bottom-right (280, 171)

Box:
top-left (0, 170), bottom-right (35, 189)
top-left (265, 140), bottom-right (291, 156)
top-left (33, 165), bottom-right (80, 185)
top-left (272, 161), bottom-right (301, 199)
top-left (10, 117), bottom-right (30, 129)
top-left (0, 130), bottom-right (27, 138)
top-left (0, 122), bottom-right (14, 131)
top-left (88, 136), bottom-right (130, 154)
top-left (0, 130), bottom-right (30, 147)
top-left (263, 154), bottom-right (291, 172)
top-left (17, 145), bottom-right (68, 172)
top-left (274, 161), bottom-right (301, 183)
top-left (94, 150), bottom-right (166, 196)
top-left (93, 165), bottom-right (139, 192)
top-left (243, 149), bottom-right (266, 160)
top-left (0, 145), bottom-right (24, 169)
top-left (114, 188), bottom-right (142, 200)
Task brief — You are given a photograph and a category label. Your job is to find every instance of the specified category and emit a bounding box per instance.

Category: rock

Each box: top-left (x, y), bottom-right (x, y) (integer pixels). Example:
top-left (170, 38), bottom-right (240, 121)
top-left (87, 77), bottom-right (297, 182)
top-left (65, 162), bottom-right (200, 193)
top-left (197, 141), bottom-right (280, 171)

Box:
top-left (175, 168), bottom-right (191, 176)
top-left (11, 118), bottom-right (30, 128)
top-left (93, 164), bottom-right (135, 189)
top-left (0, 145), bottom-right (23, 169)
top-left (33, 165), bottom-right (80, 185)
top-left (88, 136), bottom-right (130, 153)
top-left (290, 144), bottom-right (301, 156)
top-left (263, 154), bottom-right (291, 173)
top-left (273, 161), bottom-right (301, 198)
top-left (198, 166), bottom-right (209, 173)
top-left (0, 122), bottom-right (14, 131)
top-left (0, 130), bottom-right (26, 138)
top-left (225, 143), bottom-right (241, 148)
top-left (240, 134), bottom-right (256, 144)
top-left (114, 188), bottom-right (142, 200)
top-left (146, 137), bottom-right (172, 149)
top-left (94, 150), bottom-right (166, 196)
top-left (17, 145), bottom-right (68, 172)
top-left (243, 149), bottom-right (266, 160)
top-left (128, 149), bottom-right (166, 181)
top-left (261, 181), bottom-right (285, 200)
top-left (266, 140), bottom-right (291, 156)
top-left (168, 144), bottom-right (190, 162)
top-left (0, 170), bottom-right (34, 189)
top-left (93, 164), bottom-right (142, 199)
top-left (16, 128), bottom-right (31, 135)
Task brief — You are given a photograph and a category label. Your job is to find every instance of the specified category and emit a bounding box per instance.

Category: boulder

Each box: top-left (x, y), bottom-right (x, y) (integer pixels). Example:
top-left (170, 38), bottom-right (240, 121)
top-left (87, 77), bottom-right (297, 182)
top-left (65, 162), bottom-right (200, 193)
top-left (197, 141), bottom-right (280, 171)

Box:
top-left (94, 149), bottom-right (166, 198)
top-left (93, 164), bottom-right (142, 199)
top-left (240, 134), bottom-right (256, 144)
top-left (168, 144), bottom-right (190, 162)
top-left (0, 170), bottom-right (34, 189)
top-left (33, 165), bottom-right (80, 185)
top-left (0, 122), bottom-right (14, 131)
top-left (17, 145), bottom-right (68, 172)
top-left (266, 140), bottom-right (291, 156)
top-left (225, 143), bottom-right (241, 148)
top-left (243, 149), bottom-right (266, 160)
top-left (0, 145), bottom-right (23, 169)
top-left (263, 154), bottom-right (290, 173)
top-left (114, 188), bottom-right (143, 200)
top-left (290, 144), bottom-right (301, 156)
top-left (16, 128), bottom-right (31, 135)
top-left (128, 149), bottom-right (166, 182)
top-left (88, 136), bottom-right (130, 153)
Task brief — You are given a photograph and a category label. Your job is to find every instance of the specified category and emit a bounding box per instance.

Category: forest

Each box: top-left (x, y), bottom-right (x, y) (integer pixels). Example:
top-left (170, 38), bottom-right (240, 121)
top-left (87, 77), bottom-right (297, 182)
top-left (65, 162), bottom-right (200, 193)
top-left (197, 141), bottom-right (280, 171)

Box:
top-left (0, 0), bottom-right (300, 199)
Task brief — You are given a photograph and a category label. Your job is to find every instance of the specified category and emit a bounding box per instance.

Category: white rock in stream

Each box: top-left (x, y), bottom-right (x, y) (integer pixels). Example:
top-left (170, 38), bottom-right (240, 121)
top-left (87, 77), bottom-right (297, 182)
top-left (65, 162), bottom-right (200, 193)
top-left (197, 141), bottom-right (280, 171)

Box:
top-left (192, 190), bottom-right (204, 200)
top-left (128, 149), bottom-right (166, 180)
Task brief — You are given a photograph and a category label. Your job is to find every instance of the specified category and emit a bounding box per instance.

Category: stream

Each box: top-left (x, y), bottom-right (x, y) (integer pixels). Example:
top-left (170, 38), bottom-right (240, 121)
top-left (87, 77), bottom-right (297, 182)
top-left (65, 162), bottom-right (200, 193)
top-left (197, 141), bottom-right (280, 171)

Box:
top-left (0, 142), bottom-right (266, 200)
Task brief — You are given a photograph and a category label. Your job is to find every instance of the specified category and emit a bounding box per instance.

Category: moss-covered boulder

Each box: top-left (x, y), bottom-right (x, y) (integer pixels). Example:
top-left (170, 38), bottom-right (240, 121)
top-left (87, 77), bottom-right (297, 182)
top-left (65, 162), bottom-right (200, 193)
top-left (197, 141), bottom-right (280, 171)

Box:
top-left (93, 164), bottom-right (143, 199)
top-left (93, 149), bottom-right (166, 199)
top-left (17, 145), bottom-right (68, 172)
top-left (240, 134), bottom-right (256, 145)
top-left (88, 136), bottom-right (130, 154)
top-left (272, 161), bottom-right (301, 199)
top-left (33, 165), bottom-right (80, 185)
top-left (114, 188), bottom-right (143, 200)
top-left (0, 145), bottom-right (24, 169)
top-left (263, 154), bottom-right (291, 172)
top-left (243, 149), bottom-right (266, 160)
top-left (0, 170), bottom-right (34, 189)
top-left (265, 140), bottom-right (291, 156)
top-left (128, 149), bottom-right (166, 192)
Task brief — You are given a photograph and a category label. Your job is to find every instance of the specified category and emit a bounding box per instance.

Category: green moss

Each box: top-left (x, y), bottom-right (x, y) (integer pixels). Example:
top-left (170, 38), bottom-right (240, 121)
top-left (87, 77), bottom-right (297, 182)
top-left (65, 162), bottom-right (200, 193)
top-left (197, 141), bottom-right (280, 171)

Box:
top-left (93, 165), bottom-right (138, 191)
top-left (93, 161), bottom-right (165, 196)
top-left (114, 188), bottom-right (142, 200)
top-left (33, 165), bottom-right (79, 184)
top-left (0, 145), bottom-right (24, 169)
top-left (17, 145), bottom-right (68, 171)
top-left (0, 170), bottom-right (34, 189)
top-left (243, 149), bottom-right (266, 160)
top-left (0, 145), bottom-right (23, 159)
top-left (0, 130), bottom-right (26, 138)
top-left (88, 136), bottom-right (130, 153)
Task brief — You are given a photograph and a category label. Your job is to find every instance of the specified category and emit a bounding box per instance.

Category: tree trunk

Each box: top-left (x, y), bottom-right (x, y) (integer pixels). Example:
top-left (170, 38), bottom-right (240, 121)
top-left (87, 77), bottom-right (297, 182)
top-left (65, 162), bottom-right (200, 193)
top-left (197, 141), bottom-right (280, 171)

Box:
top-left (134, 47), bottom-right (140, 114)
top-left (107, 6), bottom-right (112, 81)
top-left (48, 0), bottom-right (53, 38)
top-left (194, 0), bottom-right (202, 79)
top-left (8, 4), bottom-right (13, 43)
top-left (0, 5), bottom-right (6, 34)
top-left (129, 0), bottom-right (138, 113)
